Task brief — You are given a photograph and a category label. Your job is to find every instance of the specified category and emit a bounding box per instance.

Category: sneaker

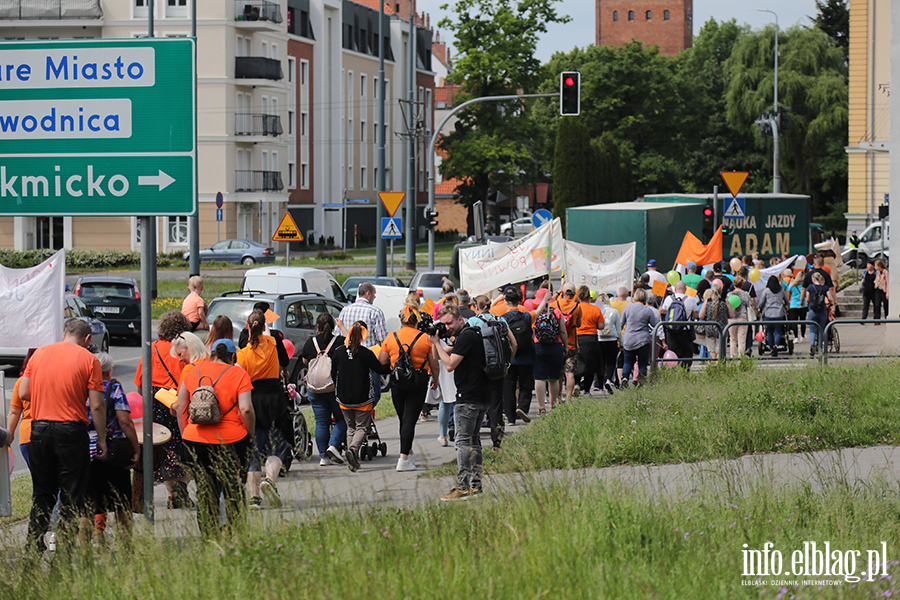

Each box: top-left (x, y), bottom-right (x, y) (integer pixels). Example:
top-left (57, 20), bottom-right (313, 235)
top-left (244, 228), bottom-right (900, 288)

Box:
top-left (437, 436), bottom-right (449, 447)
top-left (327, 445), bottom-right (345, 464)
top-left (470, 486), bottom-right (483, 496)
top-left (396, 457), bottom-right (417, 471)
top-left (605, 382), bottom-right (615, 395)
top-left (47, 531), bottom-right (56, 552)
top-left (319, 457), bottom-right (333, 466)
top-left (516, 409), bottom-right (531, 423)
top-left (440, 488), bottom-right (470, 502)
top-left (249, 496), bottom-right (262, 510)
top-left (345, 448), bottom-right (360, 472)
top-left (260, 477), bottom-right (282, 509)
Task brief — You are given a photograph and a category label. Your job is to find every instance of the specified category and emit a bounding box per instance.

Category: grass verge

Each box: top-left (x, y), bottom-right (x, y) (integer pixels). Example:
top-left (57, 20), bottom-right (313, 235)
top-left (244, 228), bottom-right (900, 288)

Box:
top-left (430, 360), bottom-right (900, 478)
top-left (0, 475), bottom-right (32, 525)
top-left (3, 475), bottom-right (898, 599)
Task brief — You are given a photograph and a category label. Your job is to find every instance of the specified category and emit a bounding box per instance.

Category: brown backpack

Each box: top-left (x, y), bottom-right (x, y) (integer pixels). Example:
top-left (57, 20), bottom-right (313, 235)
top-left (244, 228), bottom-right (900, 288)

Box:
top-left (189, 365), bottom-right (235, 425)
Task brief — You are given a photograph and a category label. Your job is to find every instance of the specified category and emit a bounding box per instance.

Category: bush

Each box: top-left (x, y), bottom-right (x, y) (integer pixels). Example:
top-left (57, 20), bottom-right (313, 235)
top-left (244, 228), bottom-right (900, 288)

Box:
top-left (315, 250), bottom-right (352, 261)
top-left (0, 249), bottom-right (185, 270)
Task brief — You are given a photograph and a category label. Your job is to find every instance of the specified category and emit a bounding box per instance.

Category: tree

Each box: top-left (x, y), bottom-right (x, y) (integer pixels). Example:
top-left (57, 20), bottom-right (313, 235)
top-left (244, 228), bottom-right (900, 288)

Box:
top-left (551, 117), bottom-right (594, 218)
top-left (812, 0), bottom-right (849, 63)
top-left (592, 132), bottom-right (633, 204)
top-left (437, 0), bottom-right (570, 234)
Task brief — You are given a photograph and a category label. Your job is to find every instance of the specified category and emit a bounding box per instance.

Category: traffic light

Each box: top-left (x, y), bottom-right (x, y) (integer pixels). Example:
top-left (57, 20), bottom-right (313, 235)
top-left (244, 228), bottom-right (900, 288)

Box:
top-left (559, 71), bottom-right (580, 116)
top-left (778, 105), bottom-right (791, 133)
top-left (702, 201), bottom-right (714, 241)
top-left (423, 207), bottom-right (439, 230)
top-left (721, 223), bottom-right (733, 236)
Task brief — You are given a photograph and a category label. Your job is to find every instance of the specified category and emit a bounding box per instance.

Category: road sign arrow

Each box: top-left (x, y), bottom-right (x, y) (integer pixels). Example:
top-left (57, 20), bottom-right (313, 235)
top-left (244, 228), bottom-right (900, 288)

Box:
top-left (139, 170), bottom-right (176, 191)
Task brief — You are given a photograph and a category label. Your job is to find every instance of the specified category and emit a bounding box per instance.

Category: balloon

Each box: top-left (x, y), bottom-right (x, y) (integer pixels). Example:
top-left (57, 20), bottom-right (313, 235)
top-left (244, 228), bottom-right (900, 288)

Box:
top-left (126, 392), bottom-right (144, 421)
top-left (728, 294), bottom-right (741, 309)
top-left (633, 361), bottom-right (639, 380)
top-left (755, 331), bottom-right (764, 342)
top-left (795, 256), bottom-right (807, 270)
top-left (749, 268), bottom-right (761, 283)
top-left (666, 270), bottom-right (680, 285)
top-left (701, 268), bottom-right (710, 278)
top-left (283, 339), bottom-right (296, 358)
top-left (713, 278), bottom-right (724, 288)
top-left (730, 257), bottom-right (742, 272)
top-left (663, 350), bottom-right (678, 367)
top-left (8, 448), bottom-right (15, 475)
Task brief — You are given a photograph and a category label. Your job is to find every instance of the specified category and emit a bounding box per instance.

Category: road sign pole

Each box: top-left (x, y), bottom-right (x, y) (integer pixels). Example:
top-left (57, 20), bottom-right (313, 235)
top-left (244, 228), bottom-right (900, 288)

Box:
top-left (286, 244), bottom-right (290, 267)
top-left (390, 239), bottom-right (394, 278)
top-left (140, 216), bottom-right (154, 524)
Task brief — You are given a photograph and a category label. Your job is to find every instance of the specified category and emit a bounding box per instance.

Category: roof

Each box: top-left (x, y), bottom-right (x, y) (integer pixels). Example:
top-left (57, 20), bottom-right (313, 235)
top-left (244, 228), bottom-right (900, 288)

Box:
top-left (346, 0), bottom-right (395, 15)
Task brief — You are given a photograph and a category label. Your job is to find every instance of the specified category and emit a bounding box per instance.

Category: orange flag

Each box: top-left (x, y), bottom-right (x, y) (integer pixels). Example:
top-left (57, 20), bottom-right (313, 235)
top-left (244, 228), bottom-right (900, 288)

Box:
top-left (651, 279), bottom-right (668, 297)
top-left (675, 225), bottom-right (723, 267)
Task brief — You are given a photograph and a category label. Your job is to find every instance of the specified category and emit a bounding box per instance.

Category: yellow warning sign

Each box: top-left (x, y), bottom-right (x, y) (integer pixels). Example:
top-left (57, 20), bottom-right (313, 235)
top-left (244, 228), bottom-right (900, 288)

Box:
top-left (378, 191), bottom-right (406, 217)
top-left (720, 171), bottom-right (749, 198)
top-left (272, 213), bottom-right (303, 242)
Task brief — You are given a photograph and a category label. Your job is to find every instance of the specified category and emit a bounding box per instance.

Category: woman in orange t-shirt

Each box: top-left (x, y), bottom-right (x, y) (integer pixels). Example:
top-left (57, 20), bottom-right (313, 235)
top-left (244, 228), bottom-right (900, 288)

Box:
top-left (6, 349), bottom-right (37, 472)
top-left (380, 302), bottom-right (437, 471)
top-left (575, 286), bottom-right (605, 396)
top-left (176, 338), bottom-right (254, 536)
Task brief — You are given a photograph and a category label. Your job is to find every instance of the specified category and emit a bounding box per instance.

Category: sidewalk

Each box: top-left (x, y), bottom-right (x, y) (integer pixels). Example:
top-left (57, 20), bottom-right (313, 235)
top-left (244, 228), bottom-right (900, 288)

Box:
top-left (3, 405), bottom-right (900, 544)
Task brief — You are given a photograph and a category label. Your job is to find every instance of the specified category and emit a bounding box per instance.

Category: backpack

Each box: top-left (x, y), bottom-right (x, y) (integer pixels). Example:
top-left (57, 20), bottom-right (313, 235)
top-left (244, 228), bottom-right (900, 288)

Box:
top-left (534, 309), bottom-right (559, 343)
top-left (556, 301), bottom-right (580, 330)
top-left (504, 310), bottom-right (534, 356)
top-left (665, 296), bottom-right (689, 331)
top-left (391, 331), bottom-right (426, 390)
top-left (808, 288), bottom-right (827, 312)
top-left (189, 365), bottom-right (235, 425)
top-left (480, 320), bottom-right (512, 380)
top-left (306, 336), bottom-right (337, 393)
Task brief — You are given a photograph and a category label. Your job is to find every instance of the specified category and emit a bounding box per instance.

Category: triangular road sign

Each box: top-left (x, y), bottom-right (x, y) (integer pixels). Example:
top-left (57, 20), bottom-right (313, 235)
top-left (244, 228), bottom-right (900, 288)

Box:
top-left (720, 171), bottom-right (749, 198)
top-left (272, 212), bottom-right (303, 241)
top-left (378, 191), bottom-right (406, 217)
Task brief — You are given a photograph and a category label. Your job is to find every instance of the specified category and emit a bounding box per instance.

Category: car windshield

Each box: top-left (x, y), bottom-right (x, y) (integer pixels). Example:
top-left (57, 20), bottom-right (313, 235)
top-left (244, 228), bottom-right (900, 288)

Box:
top-left (417, 274), bottom-right (448, 288)
top-left (80, 283), bottom-right (135, 299)
top-left (207, 299), bottom-right (260, 324)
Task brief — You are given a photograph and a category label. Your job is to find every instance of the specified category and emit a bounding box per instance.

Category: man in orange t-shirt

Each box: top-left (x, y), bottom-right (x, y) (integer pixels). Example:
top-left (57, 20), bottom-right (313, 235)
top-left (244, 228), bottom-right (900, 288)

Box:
top-left (554, 283), bottom-right (583, 402)
top-left (20, 318), bottom-right (106, 551)
top-left (574, 286), bottom-right (605, 396)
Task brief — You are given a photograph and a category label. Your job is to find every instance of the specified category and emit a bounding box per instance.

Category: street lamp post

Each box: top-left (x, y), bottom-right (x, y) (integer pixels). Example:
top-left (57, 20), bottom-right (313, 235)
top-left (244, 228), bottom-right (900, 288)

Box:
top-left (753, 8), bottom-right (780, 193)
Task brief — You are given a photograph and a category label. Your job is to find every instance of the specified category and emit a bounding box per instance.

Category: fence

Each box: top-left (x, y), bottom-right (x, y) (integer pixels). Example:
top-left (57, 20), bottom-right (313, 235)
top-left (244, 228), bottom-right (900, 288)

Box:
top-left (821, 319), bottom-right (900, 365)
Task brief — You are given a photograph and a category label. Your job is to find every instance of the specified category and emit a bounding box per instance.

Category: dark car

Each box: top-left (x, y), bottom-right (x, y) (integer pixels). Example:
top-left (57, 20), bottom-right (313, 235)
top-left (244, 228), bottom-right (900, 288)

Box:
top-left (75, 277), bottom-right (142, 345)
top-left (341, 276), bottom-right (405, 302)
top-left (183, 239), bottom-right (275, 265)
top-left (207, 291), bottom-right (345, 402)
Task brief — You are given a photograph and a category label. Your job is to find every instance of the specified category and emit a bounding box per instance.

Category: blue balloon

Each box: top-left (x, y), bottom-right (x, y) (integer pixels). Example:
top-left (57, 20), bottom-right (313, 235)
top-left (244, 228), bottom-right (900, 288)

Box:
top-left (701, 268), bottom-right (710, 278)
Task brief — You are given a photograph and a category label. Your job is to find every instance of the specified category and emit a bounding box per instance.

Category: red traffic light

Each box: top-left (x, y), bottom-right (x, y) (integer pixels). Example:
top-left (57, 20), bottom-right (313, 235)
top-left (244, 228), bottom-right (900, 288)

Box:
top-left (704, 207), bottom-right (713, 217)
top-left (564, 76), bottom-right (575, 87)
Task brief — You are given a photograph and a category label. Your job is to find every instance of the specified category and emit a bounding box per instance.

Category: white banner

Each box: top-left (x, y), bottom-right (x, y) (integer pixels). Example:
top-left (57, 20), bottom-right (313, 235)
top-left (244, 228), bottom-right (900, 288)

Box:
top-left (460, 218), bottom-right (564, 296)
top-left (751, 255), bottom-right (801, 294)
top-left (564, 240), bottom-right (636, 294)
top-left (0, 250), bottom-right (65, 349)
top-left (372, 283), bottom-right (412, 337)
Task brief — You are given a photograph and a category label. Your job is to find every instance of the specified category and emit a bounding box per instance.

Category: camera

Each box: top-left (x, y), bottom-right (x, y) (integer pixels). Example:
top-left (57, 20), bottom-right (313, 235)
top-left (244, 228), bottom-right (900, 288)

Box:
top-left (417, 312), bottom-right (450, 338)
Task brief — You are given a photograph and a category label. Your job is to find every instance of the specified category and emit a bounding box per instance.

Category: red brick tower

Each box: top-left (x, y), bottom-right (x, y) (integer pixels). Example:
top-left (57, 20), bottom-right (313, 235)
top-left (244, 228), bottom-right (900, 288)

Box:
top-left (595, 0), bottom-right (693, 56)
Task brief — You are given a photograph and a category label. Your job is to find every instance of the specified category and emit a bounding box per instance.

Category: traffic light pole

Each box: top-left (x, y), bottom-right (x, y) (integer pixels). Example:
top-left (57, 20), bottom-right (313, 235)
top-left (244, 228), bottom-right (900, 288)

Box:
top-left (426, 92), bottom-right (558, 270)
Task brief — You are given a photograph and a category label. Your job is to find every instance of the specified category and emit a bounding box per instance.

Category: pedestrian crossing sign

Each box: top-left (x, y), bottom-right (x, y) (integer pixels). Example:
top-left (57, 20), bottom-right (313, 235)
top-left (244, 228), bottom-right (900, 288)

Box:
top-left (723, 197), bottom-right (745, 219)
top-left (381, 217), bottom-right (402, 239)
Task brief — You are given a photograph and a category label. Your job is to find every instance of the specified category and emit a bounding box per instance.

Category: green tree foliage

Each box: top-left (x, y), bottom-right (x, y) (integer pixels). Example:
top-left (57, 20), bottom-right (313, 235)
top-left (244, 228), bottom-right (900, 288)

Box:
top-left (437, 0), bottom-right (569, 233)
top-left (812, 0), bottom-right (849, 61)
top-left (551, 117), bottom-right (594, 218)
top-left (593, 132), bottom-right (634, 205)
top-left (724, 25), bottom-right (848, 215)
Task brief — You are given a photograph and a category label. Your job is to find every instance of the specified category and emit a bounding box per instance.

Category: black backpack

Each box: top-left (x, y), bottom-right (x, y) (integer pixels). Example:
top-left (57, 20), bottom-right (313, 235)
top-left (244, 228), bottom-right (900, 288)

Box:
top-left (504, 310), bottom-right (533, 356)
top-left (391, 332), bottom-right (426, 390)
top-left (665, 297), bottom-right (689, 331)
top-left (808, 288), bottom-right (827, 312)
top-left (480, 319), bottom-right (512, 380)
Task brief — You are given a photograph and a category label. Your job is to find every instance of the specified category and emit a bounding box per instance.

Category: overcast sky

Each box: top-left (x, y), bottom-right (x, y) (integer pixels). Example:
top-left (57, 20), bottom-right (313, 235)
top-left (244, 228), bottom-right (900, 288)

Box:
top-left (416, 0), bottom-right (819, 64)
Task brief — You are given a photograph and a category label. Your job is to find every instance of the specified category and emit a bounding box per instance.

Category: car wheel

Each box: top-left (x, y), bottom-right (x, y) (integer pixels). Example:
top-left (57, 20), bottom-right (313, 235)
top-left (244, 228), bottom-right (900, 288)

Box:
top-left (101, 335), bottom-right (109, 353)
top-left (241, 256), bottom-right (256, 266)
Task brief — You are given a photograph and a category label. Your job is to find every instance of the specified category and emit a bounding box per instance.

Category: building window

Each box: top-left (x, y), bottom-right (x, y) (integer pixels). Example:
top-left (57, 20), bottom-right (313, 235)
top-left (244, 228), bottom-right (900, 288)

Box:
top-left (300, 60), bottom-right (309, 85)
top-left (287, 57), bottom-right (295, 83)
top-left (628, 10), bottom-right (634, 20)
top-left (361, 120), bottom-right (366, 143)
top-left (360, 167), bottom-right (367, 190)
top-left (167, 216), bottom-right (188, 244)
top-left (374, 76), bottom-right (379, 99)
top-left (646, 10), bottom-right (651, 19)
top-left (361, 74), bottom-right (367, 98)
top-left (301, 163), bottom-right (309, 189)
top-left (347, 166), bottom-right (353, 190)
top-left (288, 162), bottom-right (296, 188)
top-left (301, 112), bottom-right (308, 136)
top-left (613, 10), bottom-right (618, 21)
top-left (288, 110), bottom-right (294, 135)
top-left (166, 0), bottom-right (187, 18)
top-left (664, 9), bottom-right (670, 20)
top-left (134, 0), bottom-right (148, 18)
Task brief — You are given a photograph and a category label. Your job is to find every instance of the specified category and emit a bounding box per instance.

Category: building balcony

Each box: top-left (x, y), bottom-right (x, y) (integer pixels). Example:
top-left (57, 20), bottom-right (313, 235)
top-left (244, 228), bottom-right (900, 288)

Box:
top-left (235, 56), bottom-right (283, 81)
top-left (236, 170), bottom-right (284, 192)
top-left (234, 0), bottom-right (282, 26)
top-left (235, 113), bottom-right (283, 137)
top-left (0, 0), bottom-right (102, 20)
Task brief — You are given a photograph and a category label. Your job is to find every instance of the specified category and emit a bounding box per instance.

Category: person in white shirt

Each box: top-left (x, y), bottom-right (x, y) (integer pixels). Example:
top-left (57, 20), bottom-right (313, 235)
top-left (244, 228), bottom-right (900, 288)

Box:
top-left (643, 259), bottom-right (668, 287)
top-left (658, 281), bottom-right (699, 368)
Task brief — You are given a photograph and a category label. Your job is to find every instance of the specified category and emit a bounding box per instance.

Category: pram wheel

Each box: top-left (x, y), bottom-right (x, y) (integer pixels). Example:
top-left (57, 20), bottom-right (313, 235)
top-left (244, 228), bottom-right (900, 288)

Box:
top-left (368, 444), bottom-right (378, 460)
top-left (380, 442), bottom-right (388, 457)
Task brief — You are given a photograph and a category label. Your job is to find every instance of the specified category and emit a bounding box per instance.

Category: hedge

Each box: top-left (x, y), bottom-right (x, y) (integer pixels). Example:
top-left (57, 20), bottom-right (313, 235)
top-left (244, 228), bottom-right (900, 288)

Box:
top-left (0, 249), bottom-right (185, 270)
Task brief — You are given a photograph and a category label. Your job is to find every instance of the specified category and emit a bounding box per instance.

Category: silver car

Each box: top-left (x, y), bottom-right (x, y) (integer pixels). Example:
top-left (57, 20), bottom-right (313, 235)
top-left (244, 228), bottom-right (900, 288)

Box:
top-left (408, 271), bottom-right (450, 303)
top-left (500, 217), bottom-right (533, 237)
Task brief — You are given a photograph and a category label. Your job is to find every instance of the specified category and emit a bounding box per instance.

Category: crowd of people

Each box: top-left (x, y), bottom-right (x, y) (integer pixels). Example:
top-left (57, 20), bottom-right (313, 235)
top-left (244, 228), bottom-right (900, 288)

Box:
top-left (1, 249), bottom-right (878, 545)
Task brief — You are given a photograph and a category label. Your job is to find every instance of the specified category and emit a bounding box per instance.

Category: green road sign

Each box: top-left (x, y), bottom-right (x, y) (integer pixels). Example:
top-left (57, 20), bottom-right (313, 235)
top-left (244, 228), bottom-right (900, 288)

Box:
top-left (0, 38), bottom-right (195, 216)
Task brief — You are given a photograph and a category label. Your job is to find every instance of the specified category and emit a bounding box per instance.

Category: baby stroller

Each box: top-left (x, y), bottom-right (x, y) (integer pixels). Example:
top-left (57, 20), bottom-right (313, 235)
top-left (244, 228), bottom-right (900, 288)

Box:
top-left (359, 412), bottom-right (388, 461)
top-left (756, 323), bottom-right (794, 357)
top-left (287, 383), bottom-right (314, 462)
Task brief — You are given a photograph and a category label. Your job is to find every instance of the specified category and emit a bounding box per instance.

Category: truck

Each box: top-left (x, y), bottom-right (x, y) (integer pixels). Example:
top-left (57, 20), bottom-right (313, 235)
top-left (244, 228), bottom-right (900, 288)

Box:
top-left (845, 218), bottom-right (889, 265)
top-left (643, 194), bottom-right (825, 260)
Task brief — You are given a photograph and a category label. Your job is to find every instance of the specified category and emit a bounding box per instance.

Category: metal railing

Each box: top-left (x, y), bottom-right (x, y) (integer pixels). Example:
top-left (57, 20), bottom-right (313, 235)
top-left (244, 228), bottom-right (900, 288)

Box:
top-left (0, 0), bottom-right (101, 19)
top-left (235, 170), bottom-right (283, 192)
top-left (821, 319), bottom-right (900, 365)
top-left (649, 321), bottom-right (722, 371)
top-left (718, 320), bottom-right (823, 361)
top-left (235, 0), bottom-right (282, 23)
top-left (235, 113), bottom-right (283, 137)
top-left (235, 57), bottom-right (283, 81)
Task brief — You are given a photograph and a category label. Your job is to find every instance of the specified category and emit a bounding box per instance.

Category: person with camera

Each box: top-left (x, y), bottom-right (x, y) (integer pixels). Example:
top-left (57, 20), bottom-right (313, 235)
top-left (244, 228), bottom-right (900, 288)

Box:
top-left (379, 299), bottom-right (438, 471)
top-left (430, 304), bottom-right (491, 501)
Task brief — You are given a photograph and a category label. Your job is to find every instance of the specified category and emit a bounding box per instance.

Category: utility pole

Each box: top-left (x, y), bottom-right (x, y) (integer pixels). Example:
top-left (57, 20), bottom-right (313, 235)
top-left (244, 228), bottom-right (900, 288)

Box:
top-left (404, 9), bottom-right (416, 271)
top-left (754, 8), bottom-right (780, 193)
top-left (375, 0), bottom-right (387, 276)
top-left (188, 0), bottom-right (199, 277)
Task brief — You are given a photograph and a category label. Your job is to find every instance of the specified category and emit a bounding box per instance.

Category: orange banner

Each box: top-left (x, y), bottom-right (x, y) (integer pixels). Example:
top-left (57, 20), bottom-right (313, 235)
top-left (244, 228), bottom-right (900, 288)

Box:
top-left (675, 225), bottom-right (723, 267)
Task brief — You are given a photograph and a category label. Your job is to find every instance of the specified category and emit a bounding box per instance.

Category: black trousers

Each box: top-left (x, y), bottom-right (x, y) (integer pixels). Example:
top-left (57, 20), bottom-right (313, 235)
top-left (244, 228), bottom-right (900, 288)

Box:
top-left (576, 336), bottom-right (600, 392)
top-left (875, 290), bottom-right (889, 320)
top-left (787, 307), bottom-right (806, 337)
top-left (184, 436), bottom-right (251, 537)
top-left (664, 329), bottom-right (694, 368)
top-left (503, 363), bottom-right (534, 423)
top-left (27, 421), bottom-right (91, 550)
top-left (390, 377), bottom-right (428, 456)
top-left (597, 340), bottom-right (619, 387)
top-left (862, 293), bottom-right (876, 320)
top-left (487, 378), bottom-right (504, 448)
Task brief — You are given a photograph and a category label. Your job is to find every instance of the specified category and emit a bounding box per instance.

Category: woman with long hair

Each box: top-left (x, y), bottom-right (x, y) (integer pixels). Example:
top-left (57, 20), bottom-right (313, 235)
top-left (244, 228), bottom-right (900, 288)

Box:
top-left (205, 315), bottom-right (234, 349)
top-left (595, 293), bottom-right (622, 393)
top-left (379, 300), bottom-right (437, 470)
top-left (726, 276), bottom-right (752, 359)
top-left (176, 339), bottom-right (255, 536)
top-left (875, 260), bottom-right (890, 322)
top-left (699, 285), bottom-right (733, 360)
top-left (785, 271), bottom-right (806, 341)
top-left (171, 331), bottom-right (211, 386)
top-left (237, 310), bottom-right (290, 510)
top-left (331, 320), bottom-right (392, 472)
top-left (301, 312), bottom-right (347, 466)
top-left (757, 275), bottom-right (788, 356)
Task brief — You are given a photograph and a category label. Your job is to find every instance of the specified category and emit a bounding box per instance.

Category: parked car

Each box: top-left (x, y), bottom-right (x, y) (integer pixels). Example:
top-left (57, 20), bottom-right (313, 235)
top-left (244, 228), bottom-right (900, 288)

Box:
top-left (500, 217), bottom-right (533, 237)
top-left (183, 239), bottom-right (275, 265)
top-left (207, 291), bottom-right (344, 401)
top-left (74, 277), bottom-right (142, 345)
top-left (408, 271), bottom-right (451, 303)
top-left (341, 276), bottom-right (405, 302)
top-left (241, 266), bottom-right (349, 302)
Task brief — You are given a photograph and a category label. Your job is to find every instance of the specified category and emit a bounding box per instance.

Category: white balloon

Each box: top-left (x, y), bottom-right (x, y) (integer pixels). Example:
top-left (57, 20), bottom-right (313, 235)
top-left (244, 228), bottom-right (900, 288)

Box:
top-left (795, 256), bottom-right (807, 269)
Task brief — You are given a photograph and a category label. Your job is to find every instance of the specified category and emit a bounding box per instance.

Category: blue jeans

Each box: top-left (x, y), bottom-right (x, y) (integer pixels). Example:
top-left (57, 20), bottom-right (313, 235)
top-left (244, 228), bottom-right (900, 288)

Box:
top-left (808, 309), bottom-right (828, 350)
top-left (438, 401), bottom-right (455, 439)
top-left (20, 442), bottom-right (32, 473)
top-left (622, 344), bottom-right (651, 382)
top-left (454, 402), bottom-right (488, 490)
top-left (765, 316), bottom-right (784, 349)
top-left (309, 391), bottom-right (346, 457)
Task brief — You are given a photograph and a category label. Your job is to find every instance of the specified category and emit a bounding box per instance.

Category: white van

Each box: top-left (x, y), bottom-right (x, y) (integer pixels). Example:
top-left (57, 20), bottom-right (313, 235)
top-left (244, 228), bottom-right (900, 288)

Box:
top-left (241, 267), bottom-right (349, 303)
